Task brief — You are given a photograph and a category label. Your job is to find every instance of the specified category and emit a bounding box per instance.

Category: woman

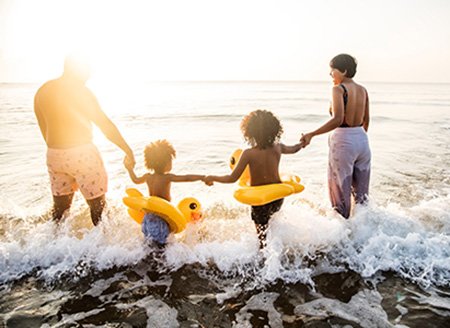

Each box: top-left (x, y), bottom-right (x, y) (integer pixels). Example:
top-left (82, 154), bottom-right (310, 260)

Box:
top-left (300, 54), bottom-right (371, 218)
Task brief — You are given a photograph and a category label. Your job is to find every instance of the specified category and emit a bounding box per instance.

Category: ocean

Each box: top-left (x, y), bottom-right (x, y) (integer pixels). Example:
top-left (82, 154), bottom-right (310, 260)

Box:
top-left (0, 81), bottom-right (449, 327)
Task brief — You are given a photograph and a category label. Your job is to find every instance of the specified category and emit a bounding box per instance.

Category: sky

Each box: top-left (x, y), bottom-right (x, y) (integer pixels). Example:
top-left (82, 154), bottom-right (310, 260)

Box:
top-left (0, 0), bottom-right (449, 83)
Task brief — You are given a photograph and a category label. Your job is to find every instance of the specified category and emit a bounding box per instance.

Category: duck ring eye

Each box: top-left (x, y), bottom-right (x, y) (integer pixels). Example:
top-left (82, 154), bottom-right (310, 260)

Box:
top-left (230, 157), bottom-right (235, 165)
top-left (189, 203), bottom-right (197, 210)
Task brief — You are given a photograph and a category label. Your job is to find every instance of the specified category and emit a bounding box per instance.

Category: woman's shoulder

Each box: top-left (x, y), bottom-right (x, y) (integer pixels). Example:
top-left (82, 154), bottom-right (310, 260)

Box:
top-left (351, 81), bottom-right (368, 92)
top-left (331, 84), bottom-right (346, 95)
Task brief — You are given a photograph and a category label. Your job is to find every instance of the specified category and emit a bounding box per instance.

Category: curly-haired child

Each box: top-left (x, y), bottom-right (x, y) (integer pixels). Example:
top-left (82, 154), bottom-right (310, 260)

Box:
top-left (204, 110), bottom-right (302, 247)
top-left (125, 139), bottom-right (207, 246)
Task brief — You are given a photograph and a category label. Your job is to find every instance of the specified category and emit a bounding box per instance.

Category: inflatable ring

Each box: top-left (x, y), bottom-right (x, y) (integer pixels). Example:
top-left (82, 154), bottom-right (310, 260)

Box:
top-left (123, 188), bottom-right (202, 233)
top-left (229, 149), bottom-right (305, 206)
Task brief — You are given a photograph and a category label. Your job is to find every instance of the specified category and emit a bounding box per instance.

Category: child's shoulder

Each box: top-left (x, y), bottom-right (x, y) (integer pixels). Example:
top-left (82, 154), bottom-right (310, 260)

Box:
top-left (152, 173), bottom-right (172, 181)
top-left (246, 144), bottom-right (282, 152)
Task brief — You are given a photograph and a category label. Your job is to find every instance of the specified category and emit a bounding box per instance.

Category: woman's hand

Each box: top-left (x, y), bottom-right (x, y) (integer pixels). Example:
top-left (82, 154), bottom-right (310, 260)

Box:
top-left (300, 133), bottom-right (313, 148)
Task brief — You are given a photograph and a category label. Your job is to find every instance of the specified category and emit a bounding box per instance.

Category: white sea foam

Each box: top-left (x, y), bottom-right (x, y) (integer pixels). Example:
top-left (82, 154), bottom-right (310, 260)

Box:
top-left (0, 203), bottom-right (147, 283)
top-left (333, 200), bottom-right (450, 287)
top-left (115, 295), bottom-right (179, 328)
top-left (1, 193), bottom-right (450, 291)
top-left (294, 289), bottom-right (393, 328)
top-left (233, 292), bottom-right (282, 328)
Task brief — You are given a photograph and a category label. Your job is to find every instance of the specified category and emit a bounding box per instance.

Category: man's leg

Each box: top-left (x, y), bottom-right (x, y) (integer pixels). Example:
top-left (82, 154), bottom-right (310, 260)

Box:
top-left (52, 193), bottom-right (74, 223)
top-left (86, 195), bottom-right (106, 226)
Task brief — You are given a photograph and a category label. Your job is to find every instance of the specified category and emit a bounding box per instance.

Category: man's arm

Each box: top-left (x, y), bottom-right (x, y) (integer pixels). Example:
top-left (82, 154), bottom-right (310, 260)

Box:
top-left (34, 92), bottom-right (48, 143)
top-left (86, 90), bottom-right (135, 165)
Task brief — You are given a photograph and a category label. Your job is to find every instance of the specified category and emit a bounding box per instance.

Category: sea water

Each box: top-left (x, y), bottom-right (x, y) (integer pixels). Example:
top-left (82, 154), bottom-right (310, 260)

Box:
top-left (0, 81), bottom-right (449, 327)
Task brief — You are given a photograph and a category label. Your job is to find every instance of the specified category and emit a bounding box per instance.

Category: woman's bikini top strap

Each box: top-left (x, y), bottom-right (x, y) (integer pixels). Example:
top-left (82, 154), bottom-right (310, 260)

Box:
top-left (340, 84), bottom-right (348, 109)
top-left (339, 84), bottom-right (350, 127)
top-left (329, 84), bottom-right (353, 127)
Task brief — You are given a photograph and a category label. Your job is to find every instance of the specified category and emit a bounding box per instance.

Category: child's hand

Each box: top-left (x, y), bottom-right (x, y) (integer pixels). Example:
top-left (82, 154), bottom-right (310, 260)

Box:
top-left (203, 176), bottom-right (214, 186)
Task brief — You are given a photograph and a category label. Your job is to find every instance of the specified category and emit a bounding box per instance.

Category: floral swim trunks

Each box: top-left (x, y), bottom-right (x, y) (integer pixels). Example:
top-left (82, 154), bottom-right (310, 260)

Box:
top-left (46, 143), bottom-right (108, 200)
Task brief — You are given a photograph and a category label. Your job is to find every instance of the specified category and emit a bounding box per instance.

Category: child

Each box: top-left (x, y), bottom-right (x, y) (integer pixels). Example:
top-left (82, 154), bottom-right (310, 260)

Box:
top-left (125, 139), bottom-right (207, 246)
top-left (204, 110), bottom-right (302, 248)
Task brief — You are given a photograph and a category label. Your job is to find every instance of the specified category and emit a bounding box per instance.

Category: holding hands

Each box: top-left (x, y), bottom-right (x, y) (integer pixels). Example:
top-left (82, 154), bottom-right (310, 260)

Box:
top-left (299, 132), bottom-right (313, 148)
top-left (203, 176), bottom-right (214, 186)
top-left (124, 154), bottom-right (135, 171)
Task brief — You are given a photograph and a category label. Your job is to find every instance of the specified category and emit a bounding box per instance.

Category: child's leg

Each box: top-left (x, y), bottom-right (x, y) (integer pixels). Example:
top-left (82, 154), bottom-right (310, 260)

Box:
top-left (251, 199), bottom-right (283, 248)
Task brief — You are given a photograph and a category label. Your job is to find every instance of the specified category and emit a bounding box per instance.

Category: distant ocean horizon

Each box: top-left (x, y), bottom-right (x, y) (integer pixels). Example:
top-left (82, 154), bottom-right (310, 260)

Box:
top-left (1, 80), bottom-right (449, 326)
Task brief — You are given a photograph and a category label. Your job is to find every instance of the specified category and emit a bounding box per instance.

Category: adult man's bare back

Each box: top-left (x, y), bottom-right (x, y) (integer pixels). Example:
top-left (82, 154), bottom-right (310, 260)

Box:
top-left (34, 77), bottom-right (98, 148)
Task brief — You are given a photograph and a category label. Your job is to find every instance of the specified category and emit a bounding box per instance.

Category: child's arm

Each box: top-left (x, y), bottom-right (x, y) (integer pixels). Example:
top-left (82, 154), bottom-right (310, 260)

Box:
top-left (280, 143), bottom-right (302, 154)
top-left (124, 159), bottom-right (149, 184)
top-left (205, 150), bottom-right (250, 184)
top-left (166, 174), bottom-right (205, 183)
top-left (126, 168), bottom-right (149, 184)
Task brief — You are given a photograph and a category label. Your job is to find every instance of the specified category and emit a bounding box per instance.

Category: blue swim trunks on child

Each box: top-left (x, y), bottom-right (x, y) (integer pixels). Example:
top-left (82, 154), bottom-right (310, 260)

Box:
top-left (142, 212), bottom-right (170, 245)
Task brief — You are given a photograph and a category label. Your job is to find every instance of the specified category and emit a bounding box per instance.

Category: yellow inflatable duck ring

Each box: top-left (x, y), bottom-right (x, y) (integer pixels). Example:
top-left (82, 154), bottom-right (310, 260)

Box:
top-left (123, 188), bottom-right (202, 233)
top-left (229, 149), bottom-right (305, 206)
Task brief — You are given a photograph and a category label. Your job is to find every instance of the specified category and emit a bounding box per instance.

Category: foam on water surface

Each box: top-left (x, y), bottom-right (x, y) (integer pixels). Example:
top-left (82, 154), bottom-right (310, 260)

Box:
top-left (1, 194), bottom-right (450, 291)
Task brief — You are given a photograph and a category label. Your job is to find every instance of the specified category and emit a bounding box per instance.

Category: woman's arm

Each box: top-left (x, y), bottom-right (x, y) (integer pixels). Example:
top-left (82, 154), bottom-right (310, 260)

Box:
top-left (363, 90), bottom-right (370, 132)
top-left (205, 150), bottom-right (250, 184)
top-left (300, 86), bottom-right (345, 147)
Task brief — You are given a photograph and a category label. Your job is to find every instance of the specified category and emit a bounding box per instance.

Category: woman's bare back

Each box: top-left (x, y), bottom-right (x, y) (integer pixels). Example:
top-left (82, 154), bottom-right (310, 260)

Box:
top-left (340, 81), bottom-right (368, 127)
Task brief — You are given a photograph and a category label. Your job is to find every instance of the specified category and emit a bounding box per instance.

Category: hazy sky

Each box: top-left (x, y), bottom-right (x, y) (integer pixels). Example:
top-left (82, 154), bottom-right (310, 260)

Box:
top-left (1, 0), bottom-right (449, 83)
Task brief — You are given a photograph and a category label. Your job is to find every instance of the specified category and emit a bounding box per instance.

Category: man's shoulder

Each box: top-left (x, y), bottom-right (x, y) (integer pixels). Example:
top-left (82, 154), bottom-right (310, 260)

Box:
top-left (36, 78), bottom-right (60, 95)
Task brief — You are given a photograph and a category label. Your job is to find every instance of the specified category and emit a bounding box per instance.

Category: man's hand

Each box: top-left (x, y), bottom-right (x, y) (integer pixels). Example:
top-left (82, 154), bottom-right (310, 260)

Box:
top-left (124, 154), bottom-right (135, 170)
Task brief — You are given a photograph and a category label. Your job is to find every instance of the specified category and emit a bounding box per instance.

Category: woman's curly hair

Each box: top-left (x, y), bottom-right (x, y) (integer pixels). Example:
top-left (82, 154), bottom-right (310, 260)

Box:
top-left (240, 110), bottom-right (283, 149)
top-left (144, 139), bottom-right (176, 173)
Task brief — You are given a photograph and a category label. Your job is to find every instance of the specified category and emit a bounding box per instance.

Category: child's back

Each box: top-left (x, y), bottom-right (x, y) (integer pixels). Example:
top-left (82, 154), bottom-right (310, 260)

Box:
top-left (125, 139), bottom-right (206, 246)
top-left (204, 110), bottom-right (302, 248)
top-left (146, 173), bottom-right (172, 201)
top-left (241, 144), bottom-right (282, 186)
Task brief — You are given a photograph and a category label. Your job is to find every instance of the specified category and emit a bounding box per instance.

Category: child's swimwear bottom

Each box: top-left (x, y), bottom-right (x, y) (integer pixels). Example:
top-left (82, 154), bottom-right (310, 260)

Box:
top-left (251, 198), bottom-right (284, 226)
top-left (142, 212), bottom-right (170, 245)
top-left (251, 199), bottom-right (283, 247)
top-left (328, 126), bottom-right (371, 218)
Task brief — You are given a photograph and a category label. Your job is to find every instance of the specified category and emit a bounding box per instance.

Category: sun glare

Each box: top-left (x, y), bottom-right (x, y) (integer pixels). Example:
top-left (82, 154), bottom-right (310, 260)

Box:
top-left (3, 0), bottom-right (449, 86)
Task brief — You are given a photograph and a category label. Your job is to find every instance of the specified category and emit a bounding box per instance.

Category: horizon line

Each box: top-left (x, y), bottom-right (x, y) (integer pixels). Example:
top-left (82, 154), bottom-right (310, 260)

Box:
top-left (1, 79), bottom-right (450, 85)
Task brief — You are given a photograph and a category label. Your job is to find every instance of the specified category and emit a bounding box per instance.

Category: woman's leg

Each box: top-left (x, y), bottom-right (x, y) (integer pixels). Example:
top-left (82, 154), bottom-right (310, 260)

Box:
top-left (328, 134), bottom-right (354, 219)
top-left (352, 146), bottom-right (371, 204)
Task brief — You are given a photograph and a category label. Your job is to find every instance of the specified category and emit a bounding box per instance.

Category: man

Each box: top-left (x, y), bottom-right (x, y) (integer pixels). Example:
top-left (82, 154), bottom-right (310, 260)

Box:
top-left (34, 55), bottom-right (135, 225)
